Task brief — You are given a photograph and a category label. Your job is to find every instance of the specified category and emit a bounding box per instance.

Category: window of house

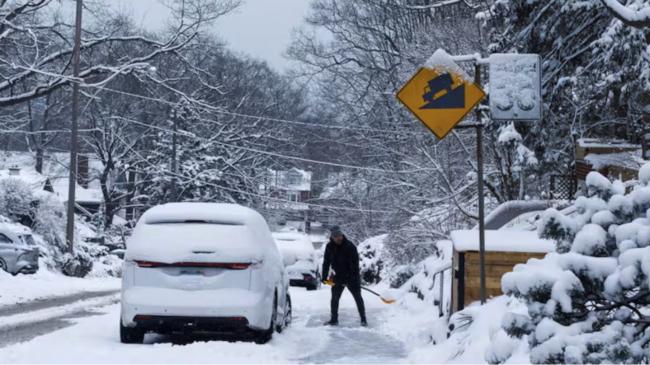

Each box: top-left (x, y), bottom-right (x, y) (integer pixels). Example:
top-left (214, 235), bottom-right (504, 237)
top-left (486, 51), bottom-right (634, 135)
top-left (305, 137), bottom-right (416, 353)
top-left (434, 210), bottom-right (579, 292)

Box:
top-left (288, 192), bottom-right (299, 202)
top-left (287, 171), bottom-right (301, 185)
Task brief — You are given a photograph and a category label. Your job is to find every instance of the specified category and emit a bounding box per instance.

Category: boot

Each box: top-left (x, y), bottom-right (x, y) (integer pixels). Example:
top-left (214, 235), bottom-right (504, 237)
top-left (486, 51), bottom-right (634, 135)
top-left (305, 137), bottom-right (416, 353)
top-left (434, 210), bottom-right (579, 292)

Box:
top-left (360, 317), bottom-right (368, 327)
top-left (324, 318), bottom-right (338, 326)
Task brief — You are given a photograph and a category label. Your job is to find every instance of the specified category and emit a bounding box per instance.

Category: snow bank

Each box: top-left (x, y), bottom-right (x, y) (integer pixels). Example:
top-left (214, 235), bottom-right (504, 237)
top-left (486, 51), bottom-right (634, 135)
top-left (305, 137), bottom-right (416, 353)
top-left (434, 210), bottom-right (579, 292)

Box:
top-left (402, 296), bottom-right (530, 363)
top-left (0, 267), bottom-right (119, 307)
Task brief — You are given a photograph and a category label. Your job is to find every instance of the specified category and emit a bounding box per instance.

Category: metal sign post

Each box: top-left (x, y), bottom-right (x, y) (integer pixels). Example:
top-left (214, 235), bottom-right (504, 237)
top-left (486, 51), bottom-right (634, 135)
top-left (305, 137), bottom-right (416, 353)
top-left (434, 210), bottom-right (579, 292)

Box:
top-left (473, 64), bottom-right (487, 305)
top-left (396, 49), bottom-right (488, 304)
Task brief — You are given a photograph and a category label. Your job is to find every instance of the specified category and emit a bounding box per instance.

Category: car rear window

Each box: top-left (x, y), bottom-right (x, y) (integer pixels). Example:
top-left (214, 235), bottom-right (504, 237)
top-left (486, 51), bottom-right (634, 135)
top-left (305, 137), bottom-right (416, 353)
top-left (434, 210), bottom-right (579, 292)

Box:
top-left (127, 222), bottom-right (262, 263)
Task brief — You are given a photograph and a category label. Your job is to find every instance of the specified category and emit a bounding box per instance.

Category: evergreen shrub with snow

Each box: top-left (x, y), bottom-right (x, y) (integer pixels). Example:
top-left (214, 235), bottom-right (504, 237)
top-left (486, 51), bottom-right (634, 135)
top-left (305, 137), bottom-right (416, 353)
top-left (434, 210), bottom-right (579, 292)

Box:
top-left (492, 165), bottom-right (650, 364)
top-left (358, 234), bottom-right (386, 285)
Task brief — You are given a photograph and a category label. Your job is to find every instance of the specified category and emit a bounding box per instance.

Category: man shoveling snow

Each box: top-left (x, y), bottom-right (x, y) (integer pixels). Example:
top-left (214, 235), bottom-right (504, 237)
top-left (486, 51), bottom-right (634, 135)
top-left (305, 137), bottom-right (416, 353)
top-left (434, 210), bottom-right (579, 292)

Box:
top-left (321, 226), bottom-right (367, 327)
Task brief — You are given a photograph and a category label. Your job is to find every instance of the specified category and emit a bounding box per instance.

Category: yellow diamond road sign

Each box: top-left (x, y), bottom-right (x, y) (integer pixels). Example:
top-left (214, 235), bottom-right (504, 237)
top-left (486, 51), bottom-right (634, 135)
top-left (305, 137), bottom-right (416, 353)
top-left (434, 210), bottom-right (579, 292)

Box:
top-left (396, 51), bottom-right (486, 139)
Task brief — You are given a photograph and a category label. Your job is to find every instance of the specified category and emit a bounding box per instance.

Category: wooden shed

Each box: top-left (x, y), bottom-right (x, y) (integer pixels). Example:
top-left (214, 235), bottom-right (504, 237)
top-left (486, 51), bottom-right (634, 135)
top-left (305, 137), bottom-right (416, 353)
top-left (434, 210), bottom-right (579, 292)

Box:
top-left (449, 229), bottom-right (554, 312)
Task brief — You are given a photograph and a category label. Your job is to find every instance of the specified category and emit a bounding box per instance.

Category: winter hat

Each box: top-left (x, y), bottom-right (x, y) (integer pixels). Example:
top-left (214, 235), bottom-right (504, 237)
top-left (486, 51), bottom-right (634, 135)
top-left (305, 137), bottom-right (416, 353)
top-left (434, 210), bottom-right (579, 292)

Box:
top-left (330, 226), bottom-right (343, 237)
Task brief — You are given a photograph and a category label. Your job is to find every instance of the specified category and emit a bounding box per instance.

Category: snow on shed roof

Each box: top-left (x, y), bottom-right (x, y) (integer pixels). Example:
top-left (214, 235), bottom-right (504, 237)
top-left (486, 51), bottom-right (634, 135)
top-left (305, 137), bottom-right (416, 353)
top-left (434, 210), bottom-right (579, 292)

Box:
top-left (585, 150), bottom-right (645, 170)
top-left (450, 229), bottom-right (554, 253)
top-left (577, 138), bottom-right (639, 149)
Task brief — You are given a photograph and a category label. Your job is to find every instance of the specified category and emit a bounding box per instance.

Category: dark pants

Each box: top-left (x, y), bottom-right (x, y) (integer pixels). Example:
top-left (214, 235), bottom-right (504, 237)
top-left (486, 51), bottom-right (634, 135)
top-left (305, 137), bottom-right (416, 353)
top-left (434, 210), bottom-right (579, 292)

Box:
top-left (330, 284), bottom-right (366, 321)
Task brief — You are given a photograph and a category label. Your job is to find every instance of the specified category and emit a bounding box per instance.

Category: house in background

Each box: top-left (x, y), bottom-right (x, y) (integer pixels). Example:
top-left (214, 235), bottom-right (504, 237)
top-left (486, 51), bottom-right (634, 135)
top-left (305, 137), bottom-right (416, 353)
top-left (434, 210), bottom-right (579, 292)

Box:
top-left (0, 151), bottom-right (114, 221)
top-left (575, 137), bottom-right (650, 185)
top-left (261, 167), bottom-right (313, 223)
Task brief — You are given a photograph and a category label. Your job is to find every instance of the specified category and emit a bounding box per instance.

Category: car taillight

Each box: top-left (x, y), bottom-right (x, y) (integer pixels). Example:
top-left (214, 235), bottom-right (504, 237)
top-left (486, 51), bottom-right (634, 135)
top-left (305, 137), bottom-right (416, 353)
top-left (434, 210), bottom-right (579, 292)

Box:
top-left (227, 263), bottom-right (250, 270)
top-left (134, 261), bottom-right (250, 270)
top-left (135, 260), bottom-right (162, 268)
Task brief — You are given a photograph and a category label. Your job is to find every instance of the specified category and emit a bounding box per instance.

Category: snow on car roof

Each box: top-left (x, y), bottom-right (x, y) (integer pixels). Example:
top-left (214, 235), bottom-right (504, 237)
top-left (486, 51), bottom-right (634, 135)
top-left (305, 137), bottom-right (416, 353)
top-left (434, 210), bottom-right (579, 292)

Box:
top-left (0, 222), bottom-right (31, 235)
top-left (450, 229), bottom-right (554, 253)
top-left (128, 203), bottom-right (280, 266)
top-left (272, 231), bottom-right (310, 241)
top-left (142, 202), bottom-right (264, 226)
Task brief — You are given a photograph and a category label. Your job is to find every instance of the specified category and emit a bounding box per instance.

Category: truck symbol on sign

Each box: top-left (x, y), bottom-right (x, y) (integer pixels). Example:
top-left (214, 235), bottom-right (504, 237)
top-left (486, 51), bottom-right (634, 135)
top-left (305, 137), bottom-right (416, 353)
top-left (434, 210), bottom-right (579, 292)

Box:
top-left (420, 72), bottom-right (465, 109)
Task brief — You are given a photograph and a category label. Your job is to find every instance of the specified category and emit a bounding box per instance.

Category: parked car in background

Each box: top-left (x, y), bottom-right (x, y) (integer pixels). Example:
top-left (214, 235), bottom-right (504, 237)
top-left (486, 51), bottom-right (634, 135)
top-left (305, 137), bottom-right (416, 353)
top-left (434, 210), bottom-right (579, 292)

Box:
top-left (120, 203), bottom-right (291, 344)
top-left (273, 231), bottom-right (321, 290)
top-left (0, 223), bottom-right (39, 275)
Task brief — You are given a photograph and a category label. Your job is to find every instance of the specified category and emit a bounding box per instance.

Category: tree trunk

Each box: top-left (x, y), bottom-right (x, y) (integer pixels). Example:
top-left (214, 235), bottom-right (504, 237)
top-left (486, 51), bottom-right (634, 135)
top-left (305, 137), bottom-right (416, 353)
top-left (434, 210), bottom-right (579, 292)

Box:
top-left (35, 147), bottom-right (44, 173)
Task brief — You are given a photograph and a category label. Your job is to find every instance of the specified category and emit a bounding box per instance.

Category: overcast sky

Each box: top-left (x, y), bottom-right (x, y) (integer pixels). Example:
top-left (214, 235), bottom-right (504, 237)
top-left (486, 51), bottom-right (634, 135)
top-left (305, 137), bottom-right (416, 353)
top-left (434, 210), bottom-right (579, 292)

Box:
top-left (110, 0), bottom-right (312, 71)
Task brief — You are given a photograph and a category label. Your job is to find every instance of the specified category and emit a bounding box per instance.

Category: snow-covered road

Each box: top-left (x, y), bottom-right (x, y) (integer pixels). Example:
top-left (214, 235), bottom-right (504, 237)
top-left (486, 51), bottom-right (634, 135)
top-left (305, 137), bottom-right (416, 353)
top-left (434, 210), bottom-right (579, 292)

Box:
top-left (0, 286), bottom-right (411, 364)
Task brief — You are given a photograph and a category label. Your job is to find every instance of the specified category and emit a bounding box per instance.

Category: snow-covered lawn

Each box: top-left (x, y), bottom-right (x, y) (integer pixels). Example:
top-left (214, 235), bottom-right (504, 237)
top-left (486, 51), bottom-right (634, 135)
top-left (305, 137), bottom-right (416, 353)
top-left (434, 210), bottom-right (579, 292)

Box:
top-left (0, 268), bottom-right (120, 307)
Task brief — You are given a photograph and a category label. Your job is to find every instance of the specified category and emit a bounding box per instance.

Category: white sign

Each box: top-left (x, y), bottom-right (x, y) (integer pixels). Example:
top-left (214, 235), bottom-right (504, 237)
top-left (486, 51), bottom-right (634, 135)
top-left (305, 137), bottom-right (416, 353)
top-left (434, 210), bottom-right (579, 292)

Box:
top-left (489, 54), bottom-right (542, 121)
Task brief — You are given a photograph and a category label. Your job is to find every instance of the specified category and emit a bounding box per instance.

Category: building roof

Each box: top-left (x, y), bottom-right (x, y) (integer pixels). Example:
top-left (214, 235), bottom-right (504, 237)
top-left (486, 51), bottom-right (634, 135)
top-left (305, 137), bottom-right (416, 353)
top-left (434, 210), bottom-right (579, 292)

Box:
top-left (0, 151), bottom-right (103, 203)
top-left (577, 138), bottom-right (640, 150)
top-left (264, 168), bottom-right (312, 192)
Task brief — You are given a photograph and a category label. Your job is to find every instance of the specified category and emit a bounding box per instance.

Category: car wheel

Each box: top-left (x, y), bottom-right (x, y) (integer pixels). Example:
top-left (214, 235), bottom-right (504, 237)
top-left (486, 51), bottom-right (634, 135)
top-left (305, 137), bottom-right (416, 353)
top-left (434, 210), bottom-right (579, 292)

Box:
top-left (283, 294), bottom-right (292, 328)
top-left (0, 259), bottom-right (9, 274)
top-left (120, 320), bottom-right (144, 344)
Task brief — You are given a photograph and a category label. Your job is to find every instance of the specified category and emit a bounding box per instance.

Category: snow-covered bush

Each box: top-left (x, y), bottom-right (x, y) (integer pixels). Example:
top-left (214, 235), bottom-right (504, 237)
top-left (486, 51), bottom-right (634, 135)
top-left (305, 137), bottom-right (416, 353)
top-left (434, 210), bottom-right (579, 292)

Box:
top-left (491, 165), bottom-right (650, 364)
top-left (32, 193), bottom-right (66, 251)
top-left (0, 178), bottom-right (35, 223)
top-left (358, 234), bottom-right (386, 284)
top-left (388, 264), bottom-right (417, 288)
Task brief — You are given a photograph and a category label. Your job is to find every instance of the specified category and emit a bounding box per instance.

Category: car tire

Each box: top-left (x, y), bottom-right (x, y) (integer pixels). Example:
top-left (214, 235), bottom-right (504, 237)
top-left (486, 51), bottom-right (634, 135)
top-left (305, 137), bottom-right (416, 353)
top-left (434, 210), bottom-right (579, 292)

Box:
top-left (283, 294), bottom-right (292, 328)
top-left (120, 320), bottom-right (144, 344)
top-left (0, 259), bottom-right (7, 273)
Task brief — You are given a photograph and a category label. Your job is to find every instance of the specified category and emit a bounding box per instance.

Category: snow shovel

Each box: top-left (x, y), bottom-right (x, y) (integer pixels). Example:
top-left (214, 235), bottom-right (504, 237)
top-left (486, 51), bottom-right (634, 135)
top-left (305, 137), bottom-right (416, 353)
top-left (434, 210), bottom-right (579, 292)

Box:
top-left (323, 279), bottom-right (396, 304)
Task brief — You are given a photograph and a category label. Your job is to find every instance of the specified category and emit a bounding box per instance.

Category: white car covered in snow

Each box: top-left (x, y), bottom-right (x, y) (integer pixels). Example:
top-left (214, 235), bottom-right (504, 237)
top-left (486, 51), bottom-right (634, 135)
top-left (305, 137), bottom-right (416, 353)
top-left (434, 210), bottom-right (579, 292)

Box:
top-left (273, 231), bottom-right (321, 290)
top-left (120, 203), bottom-right (291, 344)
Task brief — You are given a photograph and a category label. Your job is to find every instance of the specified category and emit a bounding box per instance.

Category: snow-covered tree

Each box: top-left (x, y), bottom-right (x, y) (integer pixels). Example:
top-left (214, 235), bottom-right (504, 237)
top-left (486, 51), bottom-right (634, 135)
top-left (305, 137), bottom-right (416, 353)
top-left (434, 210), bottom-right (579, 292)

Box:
top-left (493, 164), bottom-right (650, 364)
top-left (487, 123), bottom-right (539, 201)
top-left (483, 0), bottom-right (650, 178)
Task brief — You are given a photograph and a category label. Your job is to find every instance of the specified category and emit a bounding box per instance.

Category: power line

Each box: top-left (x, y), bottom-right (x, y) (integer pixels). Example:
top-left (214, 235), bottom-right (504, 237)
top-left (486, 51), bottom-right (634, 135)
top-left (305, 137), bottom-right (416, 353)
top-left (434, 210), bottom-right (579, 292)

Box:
top-left (86, 84), bottom-right (421, 136)
top-left (111, 132), bottom-right (398, 214)
top-left (110, 116), bottom-right (433, 175)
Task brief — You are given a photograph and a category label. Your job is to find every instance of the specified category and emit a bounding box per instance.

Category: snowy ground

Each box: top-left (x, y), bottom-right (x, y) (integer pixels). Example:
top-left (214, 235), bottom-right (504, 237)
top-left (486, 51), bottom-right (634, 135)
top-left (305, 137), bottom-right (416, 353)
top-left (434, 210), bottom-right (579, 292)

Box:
top-left (0, 286), bottom-right (412, 364)
top-left (0, 271), bottom-right (522, 364)
top-left (0, 269), bottom-right (120, 307)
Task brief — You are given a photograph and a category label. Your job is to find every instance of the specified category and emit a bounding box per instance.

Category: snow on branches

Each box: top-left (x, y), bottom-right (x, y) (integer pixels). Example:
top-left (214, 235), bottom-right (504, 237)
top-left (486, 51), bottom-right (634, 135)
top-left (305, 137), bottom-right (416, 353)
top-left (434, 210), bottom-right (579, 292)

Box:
top-left (490, 164), bottom-right (650, 364)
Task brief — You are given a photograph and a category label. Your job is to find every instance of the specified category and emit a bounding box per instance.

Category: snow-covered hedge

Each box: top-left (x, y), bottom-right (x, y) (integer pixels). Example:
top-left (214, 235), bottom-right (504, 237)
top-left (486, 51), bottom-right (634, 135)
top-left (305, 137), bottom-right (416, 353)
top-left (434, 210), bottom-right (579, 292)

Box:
top-left (490, 165), bottom-right (650, 364)
top-left (358, 234), bottom-right (386, 284)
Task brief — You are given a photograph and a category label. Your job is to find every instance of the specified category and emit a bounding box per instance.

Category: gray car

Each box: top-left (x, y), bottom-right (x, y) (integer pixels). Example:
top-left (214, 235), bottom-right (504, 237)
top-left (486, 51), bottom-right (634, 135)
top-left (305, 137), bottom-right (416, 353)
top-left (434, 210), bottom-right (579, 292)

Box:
top-left (0, 225), bottom-right (39, 275)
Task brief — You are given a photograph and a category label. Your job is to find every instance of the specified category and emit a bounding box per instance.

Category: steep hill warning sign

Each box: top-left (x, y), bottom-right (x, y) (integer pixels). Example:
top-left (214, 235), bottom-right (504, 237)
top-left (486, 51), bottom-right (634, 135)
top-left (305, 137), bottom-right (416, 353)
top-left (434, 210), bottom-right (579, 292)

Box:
top-left (396, 49), bottom-right (485, 139)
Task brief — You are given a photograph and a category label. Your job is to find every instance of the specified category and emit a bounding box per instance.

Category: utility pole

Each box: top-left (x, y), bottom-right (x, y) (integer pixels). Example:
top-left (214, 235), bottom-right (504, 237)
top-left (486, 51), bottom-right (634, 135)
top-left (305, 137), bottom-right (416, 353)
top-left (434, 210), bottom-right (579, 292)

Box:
top-left (474, 64), bottom-right (487, 305)
top-left (171, 108), bottom-right (178, 201)
top-left (65, 0), bottom-right (83, 254)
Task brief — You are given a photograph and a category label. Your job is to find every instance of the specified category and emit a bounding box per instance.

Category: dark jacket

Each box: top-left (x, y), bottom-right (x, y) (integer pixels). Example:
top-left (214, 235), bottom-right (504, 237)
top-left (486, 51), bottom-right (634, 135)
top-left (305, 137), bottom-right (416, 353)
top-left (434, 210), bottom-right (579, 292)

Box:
top-left (322, 237), bottom-right (361, 286)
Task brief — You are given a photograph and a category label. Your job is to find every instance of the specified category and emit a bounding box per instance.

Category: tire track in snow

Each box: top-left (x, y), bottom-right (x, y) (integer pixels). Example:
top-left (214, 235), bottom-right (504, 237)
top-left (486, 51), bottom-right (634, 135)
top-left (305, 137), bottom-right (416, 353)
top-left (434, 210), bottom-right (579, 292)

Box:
top-left (0, 290), bottom-right (119, 317)
top-left (0, 294), bottom-right (120, 348)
